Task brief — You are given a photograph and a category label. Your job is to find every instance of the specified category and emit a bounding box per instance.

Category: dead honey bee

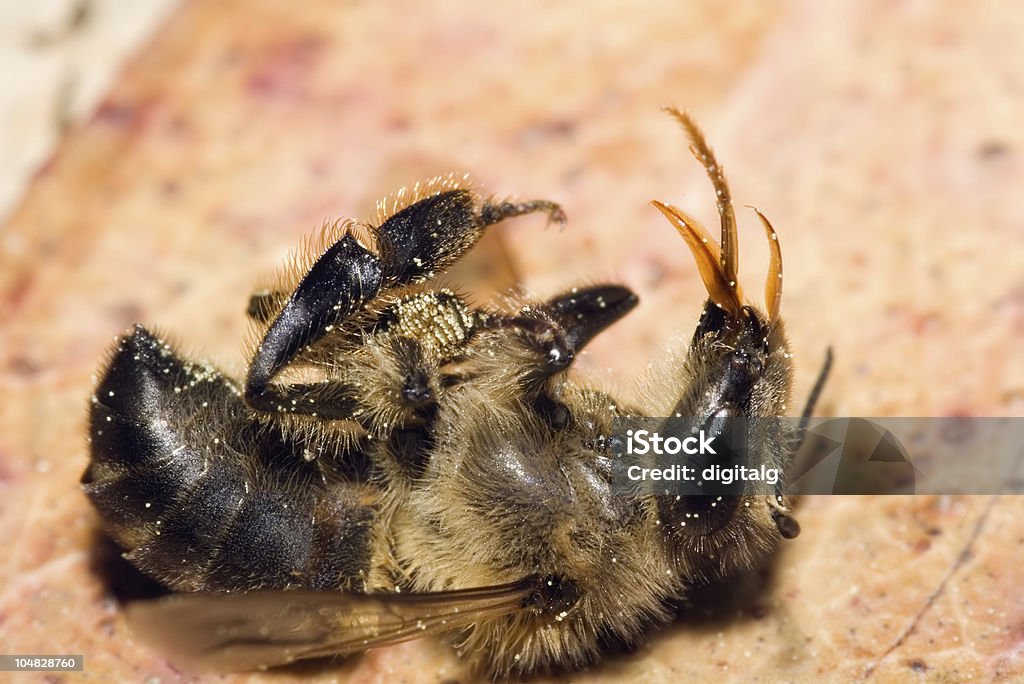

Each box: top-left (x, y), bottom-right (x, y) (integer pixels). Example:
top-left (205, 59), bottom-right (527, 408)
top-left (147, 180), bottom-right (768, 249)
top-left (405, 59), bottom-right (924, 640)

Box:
top-left (83, 109), bottom-right (826, 678)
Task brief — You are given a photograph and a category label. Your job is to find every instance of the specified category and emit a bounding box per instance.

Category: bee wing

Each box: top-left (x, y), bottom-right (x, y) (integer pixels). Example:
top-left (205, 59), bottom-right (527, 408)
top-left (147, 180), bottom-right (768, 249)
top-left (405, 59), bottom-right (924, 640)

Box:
top-left (126, 575), bottom-right (542, 672)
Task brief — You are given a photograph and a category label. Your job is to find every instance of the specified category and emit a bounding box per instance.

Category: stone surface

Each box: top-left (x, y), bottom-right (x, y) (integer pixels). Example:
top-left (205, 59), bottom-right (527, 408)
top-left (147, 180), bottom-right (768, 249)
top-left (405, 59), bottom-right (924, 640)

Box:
top-left (1, 1), bottom-right (1022, 682)
top-left (0, 0), bottom-right (176, 222)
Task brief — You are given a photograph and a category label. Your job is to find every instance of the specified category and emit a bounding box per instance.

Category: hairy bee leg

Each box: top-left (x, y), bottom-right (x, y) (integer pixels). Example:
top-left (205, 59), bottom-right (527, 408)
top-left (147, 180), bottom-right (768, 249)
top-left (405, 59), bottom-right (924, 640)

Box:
top-left (246, 189), bottom-right (563, 412)
top-left (249, 382), bottom-right (363, 420)
top-left (545, 285), bottom-right (639, 352)
top-left (249, 293), bottom-right (477, 424)
top-left (468, 285), bottom-right (637, 428)
top-left (478, 198), bottom-right (566, 228)
top-left (246, 233), bottom-right (383, 408)
top-left (537, 285), bottom-right (639, 427)
top-left (375, 190), bottom-right (564, 283)
top-left (478, 285), bottom-right (638, 375)
top-left (782, 346), bottom-right (836, 508)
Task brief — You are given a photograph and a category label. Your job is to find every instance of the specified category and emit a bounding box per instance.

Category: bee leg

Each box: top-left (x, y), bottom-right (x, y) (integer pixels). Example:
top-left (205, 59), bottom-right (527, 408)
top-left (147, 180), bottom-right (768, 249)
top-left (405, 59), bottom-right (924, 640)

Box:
top-left (543, 285), bottom-right (638, 352)
top-left (480, 285), bottom-right (637, 427)
top-left (482, 284), bottom-right (637, 378)
top-left (796, 347), bottom-right (834, 436)
top-left (479, 198), bottom-right (565, 228)
top-left (374, 189), bottom-right (564, 283)
top-left (246, 190), bottom-right (562, 414)
top-left (762, 346), bottom-right (832, 538)
top-left (540, 285), bottom-right (639, 430)
top-left (246, 233), bottom-right (384, 410)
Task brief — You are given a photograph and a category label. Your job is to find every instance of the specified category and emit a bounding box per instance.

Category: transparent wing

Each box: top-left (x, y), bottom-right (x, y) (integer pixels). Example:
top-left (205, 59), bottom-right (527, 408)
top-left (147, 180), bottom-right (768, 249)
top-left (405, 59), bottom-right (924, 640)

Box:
top-left (127, 575), bottom-right (543, 672)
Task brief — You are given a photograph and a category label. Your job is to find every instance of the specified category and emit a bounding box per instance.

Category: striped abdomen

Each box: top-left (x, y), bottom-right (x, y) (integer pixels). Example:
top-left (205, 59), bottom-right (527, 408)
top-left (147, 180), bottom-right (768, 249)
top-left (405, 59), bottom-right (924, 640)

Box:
top-left (83, 325), bottom-right (378, 592)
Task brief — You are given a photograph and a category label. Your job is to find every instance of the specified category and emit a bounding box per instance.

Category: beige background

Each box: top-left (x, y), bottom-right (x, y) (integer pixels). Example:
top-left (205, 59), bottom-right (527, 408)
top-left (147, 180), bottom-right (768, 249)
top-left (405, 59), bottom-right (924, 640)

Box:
top-left (1, 1), bottom-right (1022, 682)
top-left (0, 0), bottom-right (176, 223)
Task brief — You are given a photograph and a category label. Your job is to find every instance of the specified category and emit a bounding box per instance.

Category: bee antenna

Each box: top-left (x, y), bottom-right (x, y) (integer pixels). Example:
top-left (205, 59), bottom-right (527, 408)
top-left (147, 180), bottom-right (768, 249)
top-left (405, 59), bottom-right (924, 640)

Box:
top-left (664, 107), bottom-right (739, 289)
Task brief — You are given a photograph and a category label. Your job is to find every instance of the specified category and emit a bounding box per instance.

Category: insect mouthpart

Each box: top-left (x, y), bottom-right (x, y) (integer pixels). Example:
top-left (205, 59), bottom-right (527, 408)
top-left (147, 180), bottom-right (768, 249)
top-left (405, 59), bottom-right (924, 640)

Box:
top-left (652, 111), bottom-right (784, 327)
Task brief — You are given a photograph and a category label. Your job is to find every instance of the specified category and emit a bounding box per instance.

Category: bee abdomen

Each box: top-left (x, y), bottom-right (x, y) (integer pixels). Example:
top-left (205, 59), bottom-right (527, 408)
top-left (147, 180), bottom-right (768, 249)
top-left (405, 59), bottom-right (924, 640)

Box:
top-left (84, 325), bottom-right (378, 592)
top-left (84, 326), bottom-right (226, 551)
top-left (121, 465), bottom-right (377, 592)
top-left (181, 487), bottom-right (317, 591)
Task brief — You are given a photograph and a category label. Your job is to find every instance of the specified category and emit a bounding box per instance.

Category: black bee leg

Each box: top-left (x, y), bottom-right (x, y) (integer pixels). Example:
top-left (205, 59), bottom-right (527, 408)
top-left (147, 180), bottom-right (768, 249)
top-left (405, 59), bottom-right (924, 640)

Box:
top-left (375, 189), bottom-right (564, 283)
top-left (245, 233), bottom-right (384, 410)
top-left (765, 347), bottom-right (832, 539)
top-left (246, 190), bottom-right (563, 416)
top-left (487, 285), bottom-right (638, 427)
top-left (479, 198), bottom-right (565, 228)
top-left (543, 285), bottom-right (638, 353)
top-left (537, 284), bottom-right (638, 380)
top-left (483, 285), bottom-right (638, 381)
top-left (796, 347), bottom-right (834, 436)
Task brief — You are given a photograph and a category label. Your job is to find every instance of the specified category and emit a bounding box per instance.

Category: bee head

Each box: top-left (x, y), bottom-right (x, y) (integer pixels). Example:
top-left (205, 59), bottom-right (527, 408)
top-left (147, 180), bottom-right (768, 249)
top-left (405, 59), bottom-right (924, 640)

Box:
top-left (649, 109), bottom-right (799, 559)
top-left (654, 108), bottom-right (791, 420)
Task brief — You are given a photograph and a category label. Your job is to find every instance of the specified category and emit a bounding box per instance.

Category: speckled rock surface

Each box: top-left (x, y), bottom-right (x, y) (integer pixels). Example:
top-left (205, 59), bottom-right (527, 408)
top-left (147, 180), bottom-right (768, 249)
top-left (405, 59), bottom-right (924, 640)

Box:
top-left (1, 1), bottom-right (1022, 682)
